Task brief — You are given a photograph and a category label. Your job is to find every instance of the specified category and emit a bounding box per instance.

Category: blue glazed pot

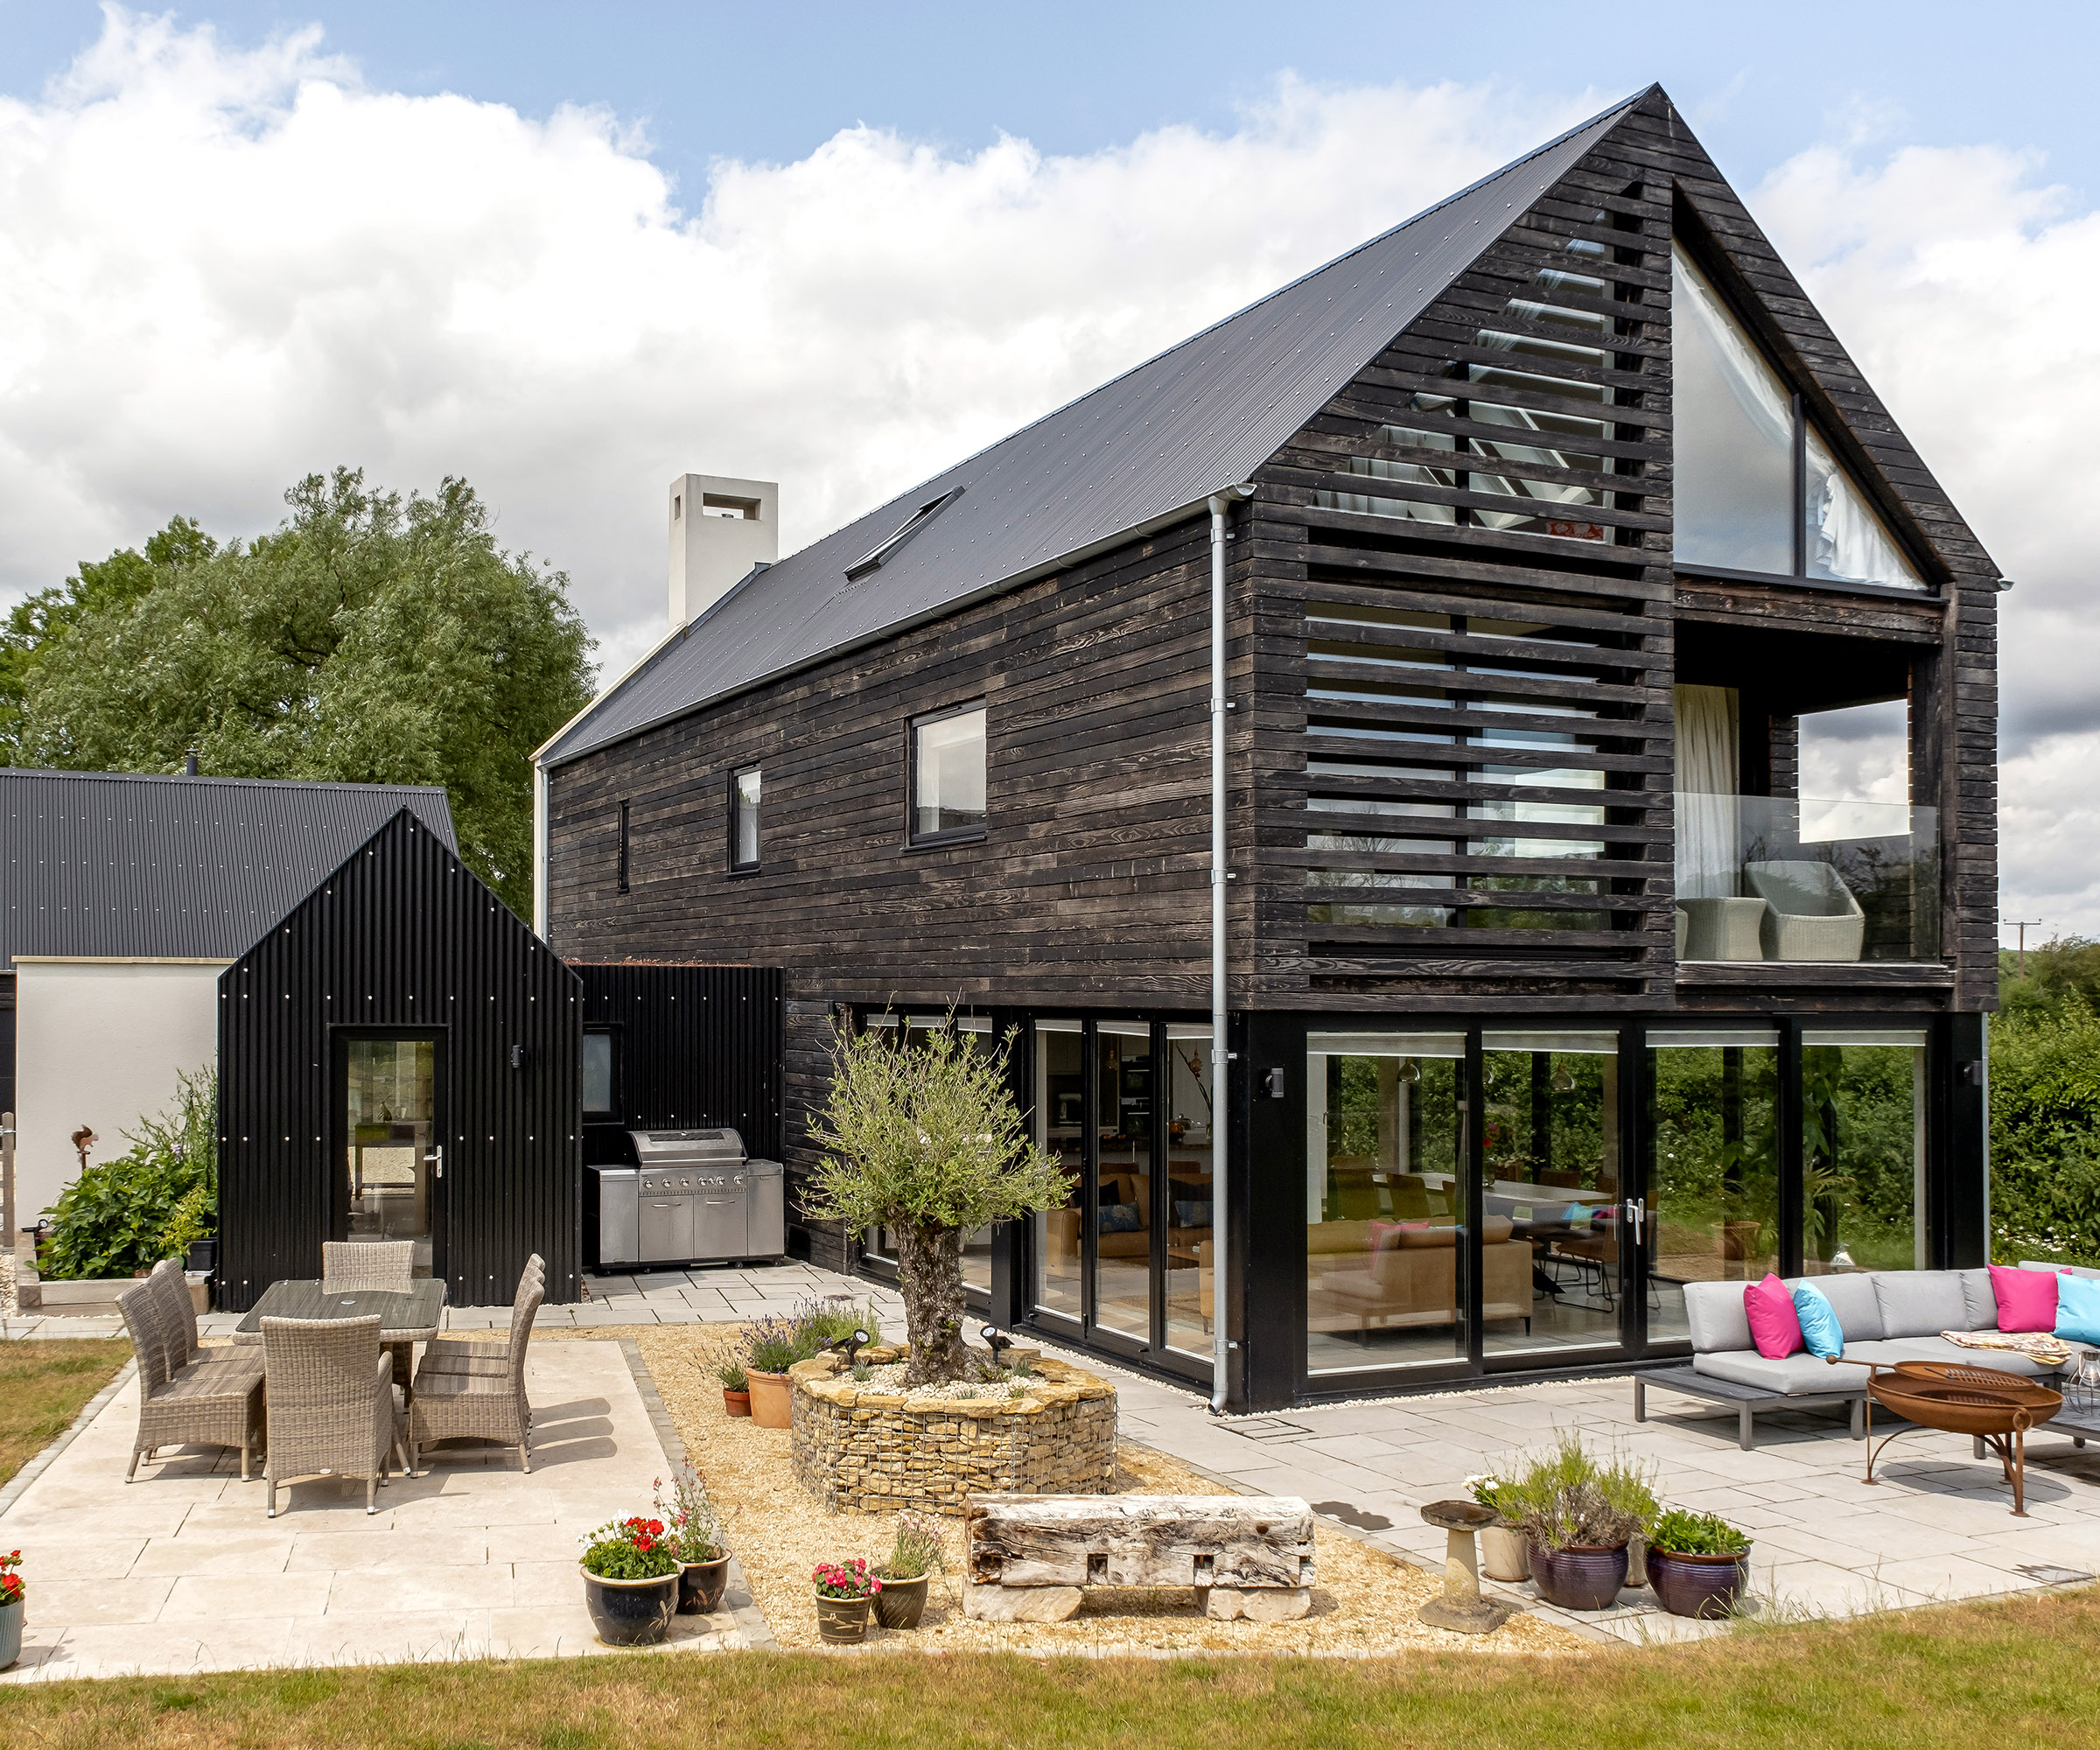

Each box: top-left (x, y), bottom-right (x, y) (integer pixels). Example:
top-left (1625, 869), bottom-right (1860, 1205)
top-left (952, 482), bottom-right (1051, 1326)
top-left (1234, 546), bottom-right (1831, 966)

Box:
top-left (580, 1566), bottom-right (678, 1646)
top-left (0, 1598), bottom-right (22, 1671)
top-left (1528, 1541), bottom-right (1630, 1612)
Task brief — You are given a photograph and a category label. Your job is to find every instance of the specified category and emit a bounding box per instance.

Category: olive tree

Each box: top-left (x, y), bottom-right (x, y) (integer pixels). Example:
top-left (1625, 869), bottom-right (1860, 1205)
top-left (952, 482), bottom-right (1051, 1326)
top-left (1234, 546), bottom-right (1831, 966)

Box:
top-left (803, 1018), bottom-right (1068, 1384)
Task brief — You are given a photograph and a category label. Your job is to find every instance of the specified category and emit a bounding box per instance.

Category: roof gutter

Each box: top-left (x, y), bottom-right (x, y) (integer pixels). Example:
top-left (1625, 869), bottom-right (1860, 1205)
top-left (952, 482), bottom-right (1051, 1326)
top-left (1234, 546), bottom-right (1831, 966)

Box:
top-left (1208, 483), bottom-right (1254, 1416)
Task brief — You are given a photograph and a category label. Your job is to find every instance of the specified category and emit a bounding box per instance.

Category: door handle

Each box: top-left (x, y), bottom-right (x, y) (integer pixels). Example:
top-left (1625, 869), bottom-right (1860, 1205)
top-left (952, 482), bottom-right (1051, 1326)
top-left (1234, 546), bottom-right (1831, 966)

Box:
top-left (424, 1144), bottom-right (444, 1181)
top-left (1623, 1197), bottom-right (1645, 1242)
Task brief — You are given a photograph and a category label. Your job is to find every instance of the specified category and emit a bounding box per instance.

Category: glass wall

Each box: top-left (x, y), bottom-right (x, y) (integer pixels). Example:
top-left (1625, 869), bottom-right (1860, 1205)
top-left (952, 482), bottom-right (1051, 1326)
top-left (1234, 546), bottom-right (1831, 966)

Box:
top-left (1480, 1030), bottom-right (1620, 1358)
top-left (1093, 1020), bottom-right (1152, 1343)
top-left (1162, 1025), bottom-right (1214, 1359)
top-left (344, 1036), bottom-right (438, 1274)
top-left (1032, 1019), bottom-right (1085, 1323)
top-left (1646, 1029), bottom-right (1782, 1344)
top-left (1802, 1028), bottom-right (1928, 1273)
top-left (1305, 1033), bottom-right (1466, 1375)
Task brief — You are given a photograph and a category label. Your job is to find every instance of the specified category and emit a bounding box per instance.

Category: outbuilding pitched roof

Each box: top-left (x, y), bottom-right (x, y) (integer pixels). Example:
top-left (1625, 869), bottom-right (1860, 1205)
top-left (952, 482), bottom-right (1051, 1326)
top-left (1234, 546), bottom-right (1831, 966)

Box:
top-left (0, 766), bottom-right (457, 969)
top-left (541, 90), bottom-right (1649, 766)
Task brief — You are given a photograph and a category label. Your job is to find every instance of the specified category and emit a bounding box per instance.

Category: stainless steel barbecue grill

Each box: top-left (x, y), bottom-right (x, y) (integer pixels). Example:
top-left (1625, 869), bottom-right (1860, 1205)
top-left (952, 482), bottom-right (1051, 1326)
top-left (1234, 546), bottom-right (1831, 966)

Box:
top-left (590, 1127), bottom-right (784, 1269)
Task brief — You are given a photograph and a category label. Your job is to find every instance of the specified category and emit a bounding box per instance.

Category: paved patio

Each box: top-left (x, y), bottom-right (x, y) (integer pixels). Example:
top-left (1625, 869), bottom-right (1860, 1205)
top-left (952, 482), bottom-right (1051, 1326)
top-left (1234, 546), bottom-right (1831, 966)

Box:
top-left (10, 1257), bottom-right (2100, 1672)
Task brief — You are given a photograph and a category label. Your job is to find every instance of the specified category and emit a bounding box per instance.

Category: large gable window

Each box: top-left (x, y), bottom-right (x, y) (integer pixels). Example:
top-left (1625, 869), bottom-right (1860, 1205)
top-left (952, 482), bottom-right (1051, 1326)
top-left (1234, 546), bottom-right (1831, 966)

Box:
top-left (1671, 243), bottom-right (1922, 592)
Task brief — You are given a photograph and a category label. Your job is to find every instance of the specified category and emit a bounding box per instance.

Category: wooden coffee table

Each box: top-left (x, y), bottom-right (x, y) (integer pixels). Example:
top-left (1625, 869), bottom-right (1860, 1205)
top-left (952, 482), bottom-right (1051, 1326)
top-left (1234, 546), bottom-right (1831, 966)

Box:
top-left (1862, 1361), bottom-right (2063, 1517)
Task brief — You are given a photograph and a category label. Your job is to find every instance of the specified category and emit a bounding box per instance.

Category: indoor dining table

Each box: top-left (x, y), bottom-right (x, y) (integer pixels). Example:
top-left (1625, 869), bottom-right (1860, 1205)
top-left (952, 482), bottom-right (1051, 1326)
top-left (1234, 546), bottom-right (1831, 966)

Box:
top-left (234, 1278), bottom-right (449, 1402)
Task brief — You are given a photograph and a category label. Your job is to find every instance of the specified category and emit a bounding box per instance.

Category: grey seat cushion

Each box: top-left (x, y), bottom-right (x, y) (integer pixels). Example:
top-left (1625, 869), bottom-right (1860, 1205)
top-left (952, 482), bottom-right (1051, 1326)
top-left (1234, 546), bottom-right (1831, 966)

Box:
top-left (1871, 1271), bottom-right (1972, 1340)
top-left (1956, 1268), bottom-right (1997, 1332)
top-left (1788, 1271), bottom-right (1885, 1341)
top-left (1694, 1349), bottom-right (1870, 1396)
top-left (1683, 1280), bottom-right (1754, 1354)
top-left (1852, 1336), bottom-right (2058, 1377)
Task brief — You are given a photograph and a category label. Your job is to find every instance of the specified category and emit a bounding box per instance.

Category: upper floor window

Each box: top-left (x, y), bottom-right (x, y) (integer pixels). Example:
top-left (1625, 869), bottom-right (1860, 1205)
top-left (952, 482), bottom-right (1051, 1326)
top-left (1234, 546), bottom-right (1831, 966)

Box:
top-left (1671, 243), bottom-right (1923, 592)
top-left (731, 766), bottom-right (760, 871)
top-left (616, 799), bottom-right (631, 893)
top-left (910, 703), bottom-right (986, 844)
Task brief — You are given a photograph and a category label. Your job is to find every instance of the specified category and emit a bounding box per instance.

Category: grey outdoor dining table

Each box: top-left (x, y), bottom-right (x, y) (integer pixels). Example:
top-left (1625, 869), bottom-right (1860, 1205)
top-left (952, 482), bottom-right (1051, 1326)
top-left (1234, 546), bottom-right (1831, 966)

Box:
top-left (234, 1279), bottom-right (449, 1399)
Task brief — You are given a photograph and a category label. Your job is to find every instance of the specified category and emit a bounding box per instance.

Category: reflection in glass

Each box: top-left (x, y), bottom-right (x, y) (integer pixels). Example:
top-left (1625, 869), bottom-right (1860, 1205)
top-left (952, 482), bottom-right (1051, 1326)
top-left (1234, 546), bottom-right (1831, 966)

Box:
top-left (913, 706), bottom-right (987, 838)
top-left (1093, 1021), bottom-right (1152, 1343)
top-left (345, 1037), bottom-right (436, 1274)
top-left (1646, 1031), bottom-right (1782, 1344)
top-left (1805, 428), bottom-right (1924, 591)
top-left (1672, 243), bottom-right (1796, 575)
top-left (581, 1031), bottom-right (614, 1116)
top-left (733, 766), bottom-right (761, 867)
top-left (1802, 1030), bottom-right (1928, 1273)
top-left (1480, 1031), bottom-right (1620, 1357)
top-left (1162, 1026), bottom-right (1214, 1358)
top-left (1032, 1021), bottom-right (1085, 1321)
top-left (1305, 1033), bottom-right (1466, 1375)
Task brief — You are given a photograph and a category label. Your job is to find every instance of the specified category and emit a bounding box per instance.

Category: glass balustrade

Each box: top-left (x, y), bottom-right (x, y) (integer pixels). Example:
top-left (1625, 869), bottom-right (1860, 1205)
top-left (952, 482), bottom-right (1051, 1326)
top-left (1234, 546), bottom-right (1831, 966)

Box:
top-left (1673, 794), bottom-right (1938, 964)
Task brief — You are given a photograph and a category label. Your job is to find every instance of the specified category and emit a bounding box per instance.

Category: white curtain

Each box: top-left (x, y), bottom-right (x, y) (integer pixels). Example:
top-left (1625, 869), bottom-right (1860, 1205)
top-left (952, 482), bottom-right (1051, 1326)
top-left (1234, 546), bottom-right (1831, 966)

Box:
top-left (1675, 684), bottom-right (1740, 899)
top-left (1805, 427), bottom-right (1924, 591)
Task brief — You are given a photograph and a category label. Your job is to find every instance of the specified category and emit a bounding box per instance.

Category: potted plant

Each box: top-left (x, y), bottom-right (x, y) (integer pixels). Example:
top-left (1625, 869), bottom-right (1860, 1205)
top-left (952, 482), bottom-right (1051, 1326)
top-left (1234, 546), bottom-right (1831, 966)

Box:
top-left (657, 1469), bottom-right (732, 1616)
top-left (811, 1558), bottom-right (881, 1644)
top-left (719, 1358), bottom-right (751, 1418)
top-left (744, 1315), bottom-right (813, 1429)
top-left (1463, 1473), bottom-right (1530, 1582)
top-left (872, 1511), bottom-right (946, 1629)
top-left (1646, 1508), bottom-right (1752, 1620)
top-left (578, 1514), bottom-right (680, 1646)
top-left (1509, 1435), bottom-right (1653, 1612)
top-left (0, 1549), bottom-right (22, 1672)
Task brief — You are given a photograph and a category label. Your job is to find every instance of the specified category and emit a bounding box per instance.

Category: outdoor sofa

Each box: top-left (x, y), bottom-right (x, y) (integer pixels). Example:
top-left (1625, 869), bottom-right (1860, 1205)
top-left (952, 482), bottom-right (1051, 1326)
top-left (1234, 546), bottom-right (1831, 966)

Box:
top-left (1636, 1264), bottom-right (2095, 1449)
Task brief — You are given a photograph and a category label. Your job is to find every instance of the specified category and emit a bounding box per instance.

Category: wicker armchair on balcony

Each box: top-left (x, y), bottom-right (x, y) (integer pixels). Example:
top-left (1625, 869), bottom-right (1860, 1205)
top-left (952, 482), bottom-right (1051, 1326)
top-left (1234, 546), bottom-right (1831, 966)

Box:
top-left (419, 1256), bottom-right (544, 1381)
top-left (261, 1313), bottom-right (408, 1516)
top-left (409, 1268), bottom-right (544, 1474)
top-left (116, 1277), bottom-right (266, 1482)
top-left (1745, 860), bottom-right (1866, 962)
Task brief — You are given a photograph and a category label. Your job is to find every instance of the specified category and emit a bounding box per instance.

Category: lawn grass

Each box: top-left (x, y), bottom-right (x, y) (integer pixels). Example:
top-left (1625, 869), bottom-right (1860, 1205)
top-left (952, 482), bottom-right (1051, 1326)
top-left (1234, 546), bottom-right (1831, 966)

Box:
top-left (4, 1586), bottom-right (2096, 1748)
top-left (0, 1336), bottom-right (130, 1489)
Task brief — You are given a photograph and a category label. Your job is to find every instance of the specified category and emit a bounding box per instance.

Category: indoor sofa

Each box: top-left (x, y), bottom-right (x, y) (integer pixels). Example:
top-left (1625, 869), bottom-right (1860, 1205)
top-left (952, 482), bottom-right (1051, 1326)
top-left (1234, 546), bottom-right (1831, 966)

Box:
top-left (1307, 1217), bottom-right (1533, 1337)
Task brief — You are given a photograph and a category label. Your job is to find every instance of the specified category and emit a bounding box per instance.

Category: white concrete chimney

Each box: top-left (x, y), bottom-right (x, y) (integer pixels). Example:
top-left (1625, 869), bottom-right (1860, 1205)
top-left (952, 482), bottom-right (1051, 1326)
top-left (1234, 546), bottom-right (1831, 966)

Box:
top-left (668, 473), bottom-right (777, 630)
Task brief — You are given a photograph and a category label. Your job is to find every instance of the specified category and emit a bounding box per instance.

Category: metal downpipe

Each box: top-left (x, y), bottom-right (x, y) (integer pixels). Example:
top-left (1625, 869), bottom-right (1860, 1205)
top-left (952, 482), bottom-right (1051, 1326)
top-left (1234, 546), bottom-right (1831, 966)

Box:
top-left (1208, 484), bottom-right (1253, 1414)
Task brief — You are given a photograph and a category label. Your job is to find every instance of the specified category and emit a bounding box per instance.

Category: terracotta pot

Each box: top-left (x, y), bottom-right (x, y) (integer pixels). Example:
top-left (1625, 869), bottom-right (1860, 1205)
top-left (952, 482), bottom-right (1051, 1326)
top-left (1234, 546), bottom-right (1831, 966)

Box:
top-left (872, 1572), bottom-right (928, 1629)
top-left (579, 1565), bottom-right (678, 1646)
top-left (1648, 1547), bottom-right (1750, 1620)
top-left (1527, 1541), bottom-right (1629, 1612)
top-left (678, 1555), bottom-right (732, 1615)
top-left (0, 1598), bottom-right (21, 1672)
top-left (1480, 1523), bottom-right (1530, 1582)
top-left (723, 1389), bottom-right (752, 1418)
top-left (746, 1368), bottom-right (792, 1429)
top-left (814, 1592), bottom-right (872, 1644)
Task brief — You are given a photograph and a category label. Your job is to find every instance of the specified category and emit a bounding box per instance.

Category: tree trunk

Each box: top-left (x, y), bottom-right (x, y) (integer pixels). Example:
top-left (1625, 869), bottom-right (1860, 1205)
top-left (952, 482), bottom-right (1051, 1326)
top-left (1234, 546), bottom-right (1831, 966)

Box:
top-left (893, 1219), bottom-right (972, 1384)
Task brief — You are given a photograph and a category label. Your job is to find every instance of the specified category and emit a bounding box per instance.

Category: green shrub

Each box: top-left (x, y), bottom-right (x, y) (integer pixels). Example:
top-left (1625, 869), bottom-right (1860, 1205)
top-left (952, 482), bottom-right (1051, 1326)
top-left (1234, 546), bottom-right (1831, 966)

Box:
top-left (40, 1066), bottom-right (215, 1280)
top-left (1502, 1432), bottom-right (1658, 1554)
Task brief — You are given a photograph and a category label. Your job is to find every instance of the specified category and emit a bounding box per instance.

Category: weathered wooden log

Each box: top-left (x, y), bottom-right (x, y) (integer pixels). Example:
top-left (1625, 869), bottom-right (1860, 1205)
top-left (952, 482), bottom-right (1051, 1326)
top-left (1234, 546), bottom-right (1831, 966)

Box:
top-left (966, 1494), bottom-right (1315, 1589)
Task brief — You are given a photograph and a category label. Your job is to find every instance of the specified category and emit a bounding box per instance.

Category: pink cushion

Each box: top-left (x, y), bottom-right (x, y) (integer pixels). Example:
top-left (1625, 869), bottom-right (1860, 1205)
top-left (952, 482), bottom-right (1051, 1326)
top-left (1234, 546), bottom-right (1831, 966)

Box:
top-left (1990, 1264), bottom-right (2062, 1334)
top-left (1743, 1273), bottom-right (1805, 1359)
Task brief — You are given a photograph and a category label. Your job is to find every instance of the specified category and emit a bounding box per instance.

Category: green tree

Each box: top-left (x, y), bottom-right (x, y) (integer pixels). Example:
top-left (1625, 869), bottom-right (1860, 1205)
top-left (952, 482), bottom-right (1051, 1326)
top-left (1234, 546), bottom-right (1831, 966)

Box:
top-left (7, 471), bottom-right (594, 916)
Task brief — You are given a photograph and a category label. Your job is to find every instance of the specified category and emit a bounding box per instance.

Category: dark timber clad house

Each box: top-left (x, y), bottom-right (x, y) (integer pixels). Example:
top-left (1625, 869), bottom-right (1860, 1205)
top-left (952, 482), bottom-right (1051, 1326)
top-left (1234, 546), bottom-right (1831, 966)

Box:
top-left (536, 88), bottom-right (2000, 1410)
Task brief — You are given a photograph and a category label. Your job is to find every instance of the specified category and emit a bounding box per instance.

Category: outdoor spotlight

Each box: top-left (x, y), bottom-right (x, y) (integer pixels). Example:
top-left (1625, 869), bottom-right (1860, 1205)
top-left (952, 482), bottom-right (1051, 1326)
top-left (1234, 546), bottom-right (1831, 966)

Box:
top-left (982, 1326), bottom-right (1014, 1362)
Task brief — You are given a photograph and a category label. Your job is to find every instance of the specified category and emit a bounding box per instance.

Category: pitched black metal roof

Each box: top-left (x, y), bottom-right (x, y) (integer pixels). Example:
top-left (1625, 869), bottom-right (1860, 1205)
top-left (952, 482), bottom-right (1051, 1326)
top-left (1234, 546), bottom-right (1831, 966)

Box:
top-left (0, 767), bottom-right (457, 969)
top-left (542, 91), bottom-right (1648, 767)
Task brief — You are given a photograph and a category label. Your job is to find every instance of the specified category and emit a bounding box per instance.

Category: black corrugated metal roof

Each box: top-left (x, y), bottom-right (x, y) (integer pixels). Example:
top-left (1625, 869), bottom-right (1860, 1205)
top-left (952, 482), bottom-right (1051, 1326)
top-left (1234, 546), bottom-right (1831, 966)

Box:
top-left (0, 767), bottom-right (457, 968)
top-left (542, 92), bottom-right (1646, 767)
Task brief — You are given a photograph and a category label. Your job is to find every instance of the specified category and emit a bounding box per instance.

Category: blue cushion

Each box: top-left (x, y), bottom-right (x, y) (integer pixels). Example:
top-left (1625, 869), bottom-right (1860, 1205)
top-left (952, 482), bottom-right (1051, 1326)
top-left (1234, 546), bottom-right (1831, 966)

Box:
top-left (1792, 1283), bottom-right (1845, 1360)
top-left (1172, 1200), bottom-right (1212, 1228)
top-left (1100, 1203), bottom-right (1144, 1234)
top-left (2057, 1273), bottom-right (2100, 1347)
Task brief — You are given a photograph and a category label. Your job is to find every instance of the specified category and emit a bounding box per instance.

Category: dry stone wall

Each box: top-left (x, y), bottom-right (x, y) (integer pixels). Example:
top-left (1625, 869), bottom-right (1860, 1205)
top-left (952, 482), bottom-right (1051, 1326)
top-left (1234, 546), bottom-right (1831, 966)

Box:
top-left (789, 1349), bottom-right (1116, 1515)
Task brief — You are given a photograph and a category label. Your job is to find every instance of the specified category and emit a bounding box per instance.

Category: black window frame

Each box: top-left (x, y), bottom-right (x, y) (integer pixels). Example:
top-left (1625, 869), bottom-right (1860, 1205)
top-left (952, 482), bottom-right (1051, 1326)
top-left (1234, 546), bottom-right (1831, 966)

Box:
top-left (729, 764), bottom-right (762, 874)
top-left (616, 799), bottom-right (631, 893)
top-left (906, 699), bottom-right (988, 849)
top-left (580, 1025), bottom-right (622, 1123)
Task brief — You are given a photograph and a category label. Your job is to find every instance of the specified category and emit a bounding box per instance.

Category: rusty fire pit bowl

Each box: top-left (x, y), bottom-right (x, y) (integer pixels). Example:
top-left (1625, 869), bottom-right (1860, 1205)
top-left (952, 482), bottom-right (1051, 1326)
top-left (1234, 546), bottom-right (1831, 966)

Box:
top-left (1864, 1362), bottom-right (2063, 1516)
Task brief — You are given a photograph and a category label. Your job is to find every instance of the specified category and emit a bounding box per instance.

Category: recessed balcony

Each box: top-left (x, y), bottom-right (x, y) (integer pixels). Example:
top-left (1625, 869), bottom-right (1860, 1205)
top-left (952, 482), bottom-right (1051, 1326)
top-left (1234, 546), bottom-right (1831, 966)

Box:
top-left (1675, 794), bottom-right (1940, 969)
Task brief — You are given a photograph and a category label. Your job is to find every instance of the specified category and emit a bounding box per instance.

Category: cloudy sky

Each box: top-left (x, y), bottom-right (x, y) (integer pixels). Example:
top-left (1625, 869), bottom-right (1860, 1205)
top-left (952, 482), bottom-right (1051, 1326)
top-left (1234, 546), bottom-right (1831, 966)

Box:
top-left (2, 4), bottom-right (2094, 940)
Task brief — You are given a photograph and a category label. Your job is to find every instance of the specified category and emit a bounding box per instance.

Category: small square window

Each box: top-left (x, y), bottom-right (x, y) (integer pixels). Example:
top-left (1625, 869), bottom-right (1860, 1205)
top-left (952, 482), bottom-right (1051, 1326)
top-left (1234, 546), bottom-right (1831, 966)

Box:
top-left (910, 703), bottom-right (986, 844)
top-left (731, 766), bottom-right (760, 870)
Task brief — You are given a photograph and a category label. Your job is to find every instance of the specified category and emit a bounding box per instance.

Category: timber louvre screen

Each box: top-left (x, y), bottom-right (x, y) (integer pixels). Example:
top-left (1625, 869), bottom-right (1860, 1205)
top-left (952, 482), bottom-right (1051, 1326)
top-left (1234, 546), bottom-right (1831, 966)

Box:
top-left (1255, 153), bottom-right (1676, 1007)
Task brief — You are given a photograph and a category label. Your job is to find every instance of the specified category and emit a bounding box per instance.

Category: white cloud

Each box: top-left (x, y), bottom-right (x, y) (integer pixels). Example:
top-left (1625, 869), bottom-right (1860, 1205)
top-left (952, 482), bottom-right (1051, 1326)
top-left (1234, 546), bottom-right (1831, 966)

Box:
top-left (3, 11), bottom-right (2095, 941)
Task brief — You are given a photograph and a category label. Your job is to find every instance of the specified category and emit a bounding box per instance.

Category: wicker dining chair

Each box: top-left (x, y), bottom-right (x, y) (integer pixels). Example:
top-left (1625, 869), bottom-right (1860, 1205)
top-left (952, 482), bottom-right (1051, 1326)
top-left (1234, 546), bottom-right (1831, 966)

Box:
top-left (320, 1241), bottom-right (416, 1288)
top-left (409, 1270), bottom-right (544, 1474)
top-left (148, 1259), bottom-right (262, 1378)
top-left (420, 1256), bottom-right (544, 1381)
top-left (261, 1313), bottom-right (408, 1516)
top-left (116, 1278), bottom-right (266, 1482)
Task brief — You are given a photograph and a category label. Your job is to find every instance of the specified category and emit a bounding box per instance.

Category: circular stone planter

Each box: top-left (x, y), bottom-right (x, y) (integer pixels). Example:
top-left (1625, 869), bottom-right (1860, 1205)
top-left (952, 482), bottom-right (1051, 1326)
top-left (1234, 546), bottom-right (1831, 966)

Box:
top-left (1527, 1541), bottom-right (1629, 1612)
top-left (579, 1566), bottom-right (679, 1646)
top-left (872, 1572), bottom-right (929, 1629)
top-left (746, 1369), bottom-right (793, 1429)
top-left (815, 1592), bottom-right (873, 1644)
top-left (788, 1348), bottom-right (1116, 1515)
top-left (1480, 1523), bottom-right (1530, 1582)
top-left (1648, 1547), bottom-right (1750, 1620)
top-left (678, 1555), bottom-right (732, 1616)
